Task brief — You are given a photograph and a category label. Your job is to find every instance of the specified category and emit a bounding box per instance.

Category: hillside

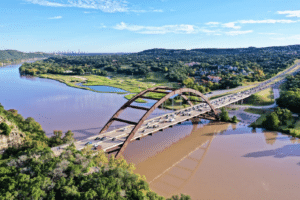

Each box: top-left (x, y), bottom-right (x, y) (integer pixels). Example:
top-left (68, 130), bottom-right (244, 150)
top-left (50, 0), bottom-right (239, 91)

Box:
top-left (0, 50), bottom-right (51, 63)
top-left (138, 45), bottom-right (300, 55)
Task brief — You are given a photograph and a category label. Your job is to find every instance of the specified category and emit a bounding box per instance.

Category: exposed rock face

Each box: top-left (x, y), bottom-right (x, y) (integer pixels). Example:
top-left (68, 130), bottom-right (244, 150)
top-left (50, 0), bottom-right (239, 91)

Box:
top-left (0, 115), bottom-right (25, 151)
top-left (0, 131), bottom-right (25, 150)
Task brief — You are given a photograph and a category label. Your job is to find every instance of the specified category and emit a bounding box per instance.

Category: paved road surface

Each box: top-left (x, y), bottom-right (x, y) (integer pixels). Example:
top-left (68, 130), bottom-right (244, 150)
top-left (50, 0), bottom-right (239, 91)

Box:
top-left (52, 61), bottom-right (300, 155)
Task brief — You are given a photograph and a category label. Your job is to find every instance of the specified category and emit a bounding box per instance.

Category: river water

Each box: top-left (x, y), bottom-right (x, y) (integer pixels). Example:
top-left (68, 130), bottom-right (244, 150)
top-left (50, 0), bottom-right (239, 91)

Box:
top-left (1, 63), bottom-right (300, 199)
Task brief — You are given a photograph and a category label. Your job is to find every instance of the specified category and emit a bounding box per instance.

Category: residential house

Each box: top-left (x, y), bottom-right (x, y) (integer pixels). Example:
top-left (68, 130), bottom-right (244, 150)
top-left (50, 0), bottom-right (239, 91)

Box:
top-left (207, 75), bottom-right (222, 83)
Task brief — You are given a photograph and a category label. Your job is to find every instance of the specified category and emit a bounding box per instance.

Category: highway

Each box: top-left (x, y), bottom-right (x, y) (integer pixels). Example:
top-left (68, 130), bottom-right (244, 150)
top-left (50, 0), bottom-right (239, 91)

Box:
top-left (52, 61), bottom-right (300, 155)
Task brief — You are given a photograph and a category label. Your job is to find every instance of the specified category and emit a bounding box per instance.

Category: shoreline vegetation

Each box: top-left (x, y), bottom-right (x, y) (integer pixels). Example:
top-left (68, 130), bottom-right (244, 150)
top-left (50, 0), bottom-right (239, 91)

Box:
top-left (250, 107), bottom-right (300, 138)
top-left (17, 48), bottom-right (299, 107)
top-left (36, 59), bottom-right (298, 109)
top-left (0, 104), bottom-right (192, 199)
top-left (1, 58), bottom-right (46, 67)
top-left (248, 63), bottom-right (300, 139)
top-left (0, 49), bottom-right (52, 67)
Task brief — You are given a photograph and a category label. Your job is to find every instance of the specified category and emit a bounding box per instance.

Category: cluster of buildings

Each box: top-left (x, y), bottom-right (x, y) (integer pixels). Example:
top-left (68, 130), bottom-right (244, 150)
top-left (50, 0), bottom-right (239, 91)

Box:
top-left (190, 64), bottom-right (254, 84)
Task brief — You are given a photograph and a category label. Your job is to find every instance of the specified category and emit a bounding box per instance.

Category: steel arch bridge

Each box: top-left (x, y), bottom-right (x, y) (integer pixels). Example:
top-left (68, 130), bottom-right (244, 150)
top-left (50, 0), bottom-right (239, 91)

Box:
top-left (99, 86), bottom-right (218, 158)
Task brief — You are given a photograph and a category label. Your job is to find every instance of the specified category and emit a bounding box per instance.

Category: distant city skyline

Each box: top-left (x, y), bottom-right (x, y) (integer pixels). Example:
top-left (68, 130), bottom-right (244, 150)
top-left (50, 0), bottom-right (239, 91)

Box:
top-left (1, 0), bottom-right (300, 53)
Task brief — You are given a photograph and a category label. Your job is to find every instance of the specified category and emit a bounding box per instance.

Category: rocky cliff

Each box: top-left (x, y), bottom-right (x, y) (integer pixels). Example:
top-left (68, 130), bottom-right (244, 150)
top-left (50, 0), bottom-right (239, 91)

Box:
top-left (0, 116), bottom-right (25, 151)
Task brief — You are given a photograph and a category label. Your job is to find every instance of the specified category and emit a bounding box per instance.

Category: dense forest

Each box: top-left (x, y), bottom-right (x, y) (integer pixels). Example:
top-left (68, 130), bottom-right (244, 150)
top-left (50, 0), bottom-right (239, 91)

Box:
top-left (0, 104), bottom-right (191, 199)
top-left (0, 50), bottom-right (51, 65)
top-left (276, 72), bottom-right (300, 113)
top-left (19, 46), bottom-right (299, 91)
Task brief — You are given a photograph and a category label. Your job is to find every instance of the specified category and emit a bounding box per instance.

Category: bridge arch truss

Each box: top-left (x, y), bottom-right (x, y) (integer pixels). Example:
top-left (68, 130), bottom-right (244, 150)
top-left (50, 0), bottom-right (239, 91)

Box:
top-left (99, 86), bottom-right (218, 158)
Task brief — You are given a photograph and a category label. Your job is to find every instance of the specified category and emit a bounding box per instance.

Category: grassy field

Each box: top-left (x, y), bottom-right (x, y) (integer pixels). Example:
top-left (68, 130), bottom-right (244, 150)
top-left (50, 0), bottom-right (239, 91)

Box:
top-left (124, 94), bottom-right (147, 103)
top-left (38, 73), bottom-right (173, 103)
top-left (244, 108), bottom-right (272, 115)
top-left (39, 73), bottom-right (169, 93)
top-left (243, 88), bottom-right (274, 106)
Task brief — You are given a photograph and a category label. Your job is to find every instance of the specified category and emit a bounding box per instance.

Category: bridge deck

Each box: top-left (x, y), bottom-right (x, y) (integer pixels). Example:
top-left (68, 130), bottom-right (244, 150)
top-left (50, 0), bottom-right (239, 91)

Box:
top-left (52, 62), bottom-right (300, 155)
top-left (55, 84), bottom-right (271, 153)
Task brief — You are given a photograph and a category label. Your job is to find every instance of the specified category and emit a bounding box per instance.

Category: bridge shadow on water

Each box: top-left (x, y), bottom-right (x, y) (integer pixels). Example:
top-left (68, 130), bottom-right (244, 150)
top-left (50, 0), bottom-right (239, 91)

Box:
top-left (243, 144), bottom-right (300, 159)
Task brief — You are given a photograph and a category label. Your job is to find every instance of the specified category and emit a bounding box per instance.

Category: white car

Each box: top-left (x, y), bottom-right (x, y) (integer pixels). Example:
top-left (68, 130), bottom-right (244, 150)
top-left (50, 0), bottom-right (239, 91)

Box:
top-left (169, 118), bottom-right (175, 122)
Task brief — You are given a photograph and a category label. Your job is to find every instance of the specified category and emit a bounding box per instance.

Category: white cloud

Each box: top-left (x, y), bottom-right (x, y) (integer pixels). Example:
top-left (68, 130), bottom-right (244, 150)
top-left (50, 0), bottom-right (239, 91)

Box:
top-left (25, 0), bottom-right (128, 13)
top-left (130, 9), bottom-right (163, 13)
top-left (277, 10), bottom-right (300, 17)
top-left (153, 9), bottom-right (163, 13)
top-left (114, 22), bottom-right (197, 34)
top-left (222, 22), bottom-right (241, 29)
top-left (206, 22), bottom-right (219, 25)
top-left (225, 30), bottom-right (253, 36)
top-left (48, 16), bottom-right (62, 19)
top-left (239, 19), bottom-right (297, 24)
top-left (84, 11), bottom-right (91, 14)
top-left (205, 22), bottom-right (219, 27)
top-left (199, 28), bottom-right (221, 35)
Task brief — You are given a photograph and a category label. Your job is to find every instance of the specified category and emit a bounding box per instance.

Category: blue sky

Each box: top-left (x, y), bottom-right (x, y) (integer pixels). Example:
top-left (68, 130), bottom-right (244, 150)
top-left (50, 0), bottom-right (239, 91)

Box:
top-left (1, 0), bottom-right (300, 53)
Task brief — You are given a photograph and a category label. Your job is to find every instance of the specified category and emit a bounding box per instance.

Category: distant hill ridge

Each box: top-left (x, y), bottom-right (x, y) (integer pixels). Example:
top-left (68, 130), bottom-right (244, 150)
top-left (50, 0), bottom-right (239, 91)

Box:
top-left (0, 50), bottom-right (51, 61)
top-left (139, 45), bottom-right (300, 55)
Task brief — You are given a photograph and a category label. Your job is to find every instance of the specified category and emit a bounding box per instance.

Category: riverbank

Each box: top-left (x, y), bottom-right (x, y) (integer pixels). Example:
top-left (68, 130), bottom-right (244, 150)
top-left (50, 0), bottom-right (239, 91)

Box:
top-left (1, 58), bottom-right (46, 67)
top-left (38, 74), bottom-right (171, 103)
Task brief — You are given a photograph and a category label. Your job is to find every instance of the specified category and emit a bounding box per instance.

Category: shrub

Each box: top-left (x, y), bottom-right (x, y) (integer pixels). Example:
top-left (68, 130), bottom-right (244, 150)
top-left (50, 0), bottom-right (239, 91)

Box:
top-left (0, 122), bottom-right (11, 136)
top-left (220, 107), bottom-right (231, 122)
top-left (232, 116), bottom-right (238, 123)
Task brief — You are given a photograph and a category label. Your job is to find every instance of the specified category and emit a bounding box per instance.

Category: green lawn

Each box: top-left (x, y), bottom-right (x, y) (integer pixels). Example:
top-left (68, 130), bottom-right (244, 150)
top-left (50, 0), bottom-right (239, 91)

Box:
top-left (243, 88), bottom-right (274, 106)
top-left (38, 73), bottom-right (174, 103)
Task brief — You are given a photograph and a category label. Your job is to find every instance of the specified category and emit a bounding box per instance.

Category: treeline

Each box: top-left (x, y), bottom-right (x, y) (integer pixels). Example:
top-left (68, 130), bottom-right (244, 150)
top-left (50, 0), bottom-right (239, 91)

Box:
top-left (252, 107), bottom-right (300, 137)
top-left (0, 145), bottom-right (191, 199)
top-left (19, 48), bottom-right (298, 91)
top-left (0, 104), bottom-right (192, 199)
top-left (0, 50), bottom-right (51, 64)
top-left (276, 72), bottom-right (300, 113)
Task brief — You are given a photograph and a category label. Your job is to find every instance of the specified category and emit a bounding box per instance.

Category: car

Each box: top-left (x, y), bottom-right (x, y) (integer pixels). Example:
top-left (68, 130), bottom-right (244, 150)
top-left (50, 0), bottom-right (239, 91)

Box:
top-left (100, 136), bottom-right (106, 141)
top-left (95, 137), bottom-right (100, 140)
top-left (121, 127), bottom-right (128, 131)
top-left (141, 129), bottom-right (145, 133)
top-left (85, 141), bottom-right (92, 145)
top-left (112, 137), bottom-right (116, 141)
top-left (93, 144), bottom-right (99, 147)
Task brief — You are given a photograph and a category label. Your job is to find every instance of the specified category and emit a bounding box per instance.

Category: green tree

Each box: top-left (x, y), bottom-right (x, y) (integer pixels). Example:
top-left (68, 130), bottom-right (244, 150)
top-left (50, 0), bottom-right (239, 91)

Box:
top-left (231, 116), bottom-right (238, 123)
top-left (262, 112), bottom-right (280, 130)
top-left (219, 108), bottom-right (231, 122)
top-left (62, 130), bottom-right (74, 143)
top-left (0, 122), bottom-right (11, 136)
top-left (183, 77), bottom-right (195, 88)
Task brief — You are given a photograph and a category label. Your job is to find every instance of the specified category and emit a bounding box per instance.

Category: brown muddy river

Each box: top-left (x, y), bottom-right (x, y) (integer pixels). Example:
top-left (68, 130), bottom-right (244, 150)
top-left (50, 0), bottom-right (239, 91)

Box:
top-left (124, 121), bottom-right (300, 199)
top-left (2, 63), bottom-right (300, 199)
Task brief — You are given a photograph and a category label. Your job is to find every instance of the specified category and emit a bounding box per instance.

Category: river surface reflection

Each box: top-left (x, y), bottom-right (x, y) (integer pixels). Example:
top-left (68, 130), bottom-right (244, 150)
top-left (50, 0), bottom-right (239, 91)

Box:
top-left (124, 121), bottom-right (300, 199)
top-left (2, 63), bottom-right (300, 199)
top-left (0, 64), bottom-right (169, 139)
